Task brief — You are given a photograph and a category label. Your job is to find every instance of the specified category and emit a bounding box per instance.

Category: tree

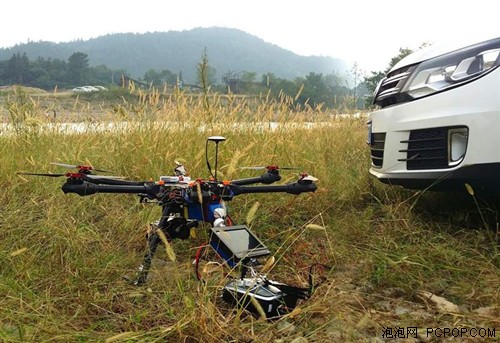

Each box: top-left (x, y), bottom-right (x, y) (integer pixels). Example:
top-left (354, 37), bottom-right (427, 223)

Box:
top-left (89, 64), bottom-right (113, 85)
top-left (160, 69), bottom-right (177, 85)
top-left (262, 73), bottom-right (297, 101)
top-left (324, 73), bottom-right (350, 108)
top-left (6, 52), bottom-right (30, 84)
top-left (261, 71), bottom-right (352, 109)
top-left (142, 68), bottom-right (177, 87)
top-left (67, 52), bottom-right (89, 85)
top-left (143, 69), bottom-right (162, 86)
top-left (297, 72), bottom-right (330, 108)
top-left (239, 71), bottom-right (257, 93)
top-left (0, 52), bottom-right (121, 90)
top-left (241, 71), bottom-right (256, 84)
top-left (348, 62), bottom-right (365, 109)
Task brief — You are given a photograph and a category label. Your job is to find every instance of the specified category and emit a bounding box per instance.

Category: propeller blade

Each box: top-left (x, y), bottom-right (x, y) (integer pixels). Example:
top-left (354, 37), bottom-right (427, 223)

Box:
top-left (51, 162), bottom-right (78, 168)
top-left (85, 175), bottom-right (125, 180)
top-left (241, 165), bottom-right (299, 171)
top-left (241, 166), bottom-right (267, 170)
top-left (17, 172), bottom-right (66, 177)
top-left (51, 162), bottom-right (112, 173)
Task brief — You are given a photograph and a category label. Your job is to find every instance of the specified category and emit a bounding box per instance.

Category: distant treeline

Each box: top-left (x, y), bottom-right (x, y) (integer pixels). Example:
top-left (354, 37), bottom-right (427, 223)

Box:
top-left (0, 52), bottom-right (121, 90)
top-left (0, 51), bottom-right (364, 109)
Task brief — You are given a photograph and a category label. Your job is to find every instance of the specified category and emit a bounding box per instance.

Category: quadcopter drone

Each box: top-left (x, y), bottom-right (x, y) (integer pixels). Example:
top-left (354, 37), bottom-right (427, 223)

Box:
top-left (19, 136), bottom-right (318, 286)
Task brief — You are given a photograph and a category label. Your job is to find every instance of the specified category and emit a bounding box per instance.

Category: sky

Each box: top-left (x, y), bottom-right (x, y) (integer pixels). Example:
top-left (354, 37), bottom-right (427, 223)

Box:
top-left (1, 0), bottom-right (499, 74)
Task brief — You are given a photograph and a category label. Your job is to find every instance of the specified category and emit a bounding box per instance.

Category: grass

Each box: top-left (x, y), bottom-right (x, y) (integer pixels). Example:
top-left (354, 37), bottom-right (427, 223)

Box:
top-left (0, 86), bottom-right (499, 342)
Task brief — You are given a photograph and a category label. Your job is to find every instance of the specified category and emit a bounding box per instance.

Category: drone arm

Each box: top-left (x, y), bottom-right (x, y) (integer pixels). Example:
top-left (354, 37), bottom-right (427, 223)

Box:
top-left (62, 181), bottom-right (160, 197)
top-left (229, 180), bottom-right (317, 196)
top-left (231, 171), bottom-right (281, 186)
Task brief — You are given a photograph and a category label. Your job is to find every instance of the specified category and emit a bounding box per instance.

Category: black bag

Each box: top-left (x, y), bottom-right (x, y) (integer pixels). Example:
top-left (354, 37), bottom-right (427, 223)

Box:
top-left (222, 264), bottom-right (329, 319)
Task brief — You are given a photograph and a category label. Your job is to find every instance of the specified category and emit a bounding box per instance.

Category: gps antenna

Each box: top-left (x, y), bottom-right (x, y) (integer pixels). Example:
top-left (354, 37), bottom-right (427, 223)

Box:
top-left (206, 136), bottom-right (226, 180)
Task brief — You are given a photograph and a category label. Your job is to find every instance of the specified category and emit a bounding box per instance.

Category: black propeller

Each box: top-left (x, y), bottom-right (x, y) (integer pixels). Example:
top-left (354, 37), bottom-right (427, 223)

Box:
top-left (18, 172), bottom-right (124, 179)
top-left (241, 165), bottom-right (299, 171)
top-left (18, 172), bottom-right (67, 177)
top-left (51, 162), bottom-right (112, 173)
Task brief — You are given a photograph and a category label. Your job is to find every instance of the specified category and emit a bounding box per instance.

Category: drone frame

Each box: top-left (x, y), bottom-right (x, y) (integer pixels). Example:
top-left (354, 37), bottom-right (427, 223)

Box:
top-left (18, 137), bottom-right (318, 285)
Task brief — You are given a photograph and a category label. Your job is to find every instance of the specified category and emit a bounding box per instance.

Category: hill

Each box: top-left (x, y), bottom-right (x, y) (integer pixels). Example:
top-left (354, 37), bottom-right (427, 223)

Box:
top-left (0, 27), bottom-right (348, 83)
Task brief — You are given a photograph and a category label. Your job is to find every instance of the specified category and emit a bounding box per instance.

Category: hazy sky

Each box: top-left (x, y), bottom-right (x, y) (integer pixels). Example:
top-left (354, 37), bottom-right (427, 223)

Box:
top-left (1, 0), bottom-right (499, 73)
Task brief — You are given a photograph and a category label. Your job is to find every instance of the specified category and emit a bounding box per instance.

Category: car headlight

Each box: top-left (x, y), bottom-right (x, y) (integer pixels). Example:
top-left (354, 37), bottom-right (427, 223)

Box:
top-left (401, 38), bottom-right (500, 99)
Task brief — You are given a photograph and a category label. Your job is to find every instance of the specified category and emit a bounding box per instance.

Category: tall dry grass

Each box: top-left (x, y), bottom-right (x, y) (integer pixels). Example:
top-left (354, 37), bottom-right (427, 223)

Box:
top-left (0, 87), bottom-right (498, 342)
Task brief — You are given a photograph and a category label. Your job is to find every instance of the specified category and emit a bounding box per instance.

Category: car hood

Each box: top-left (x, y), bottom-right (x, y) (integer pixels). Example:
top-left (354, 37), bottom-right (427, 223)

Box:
top-left (391, 35), bottom-right (500, 72)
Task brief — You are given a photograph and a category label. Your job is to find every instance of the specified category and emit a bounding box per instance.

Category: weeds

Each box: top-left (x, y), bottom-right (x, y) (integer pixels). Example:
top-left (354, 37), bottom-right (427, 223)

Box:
top-left (0, 87), bottom-right (498, 342)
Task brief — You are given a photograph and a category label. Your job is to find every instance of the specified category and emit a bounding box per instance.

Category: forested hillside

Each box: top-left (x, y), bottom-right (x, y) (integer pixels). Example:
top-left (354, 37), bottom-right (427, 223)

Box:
top-left (0, 27), bottom-right (348, 83)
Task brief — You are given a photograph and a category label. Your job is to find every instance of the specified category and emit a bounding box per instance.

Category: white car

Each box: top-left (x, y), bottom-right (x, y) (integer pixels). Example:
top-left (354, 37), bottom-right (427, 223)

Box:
top-left (368, 37), bottom-right (500, 193)
top-left (72, 86), bottom-right (90, 93)
top-left (82, 86), bottom-right (99, 92)
top-left (72, 86), bottom-right (101, 93)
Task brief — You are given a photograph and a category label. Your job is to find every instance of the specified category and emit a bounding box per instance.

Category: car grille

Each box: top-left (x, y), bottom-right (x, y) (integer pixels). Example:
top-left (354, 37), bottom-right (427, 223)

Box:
top-left (370, 133), bottom-right (386, 168)
top-left (373, 65), bottom-right (416, 108)
top-left (399, 128), bottom-right (448, 170)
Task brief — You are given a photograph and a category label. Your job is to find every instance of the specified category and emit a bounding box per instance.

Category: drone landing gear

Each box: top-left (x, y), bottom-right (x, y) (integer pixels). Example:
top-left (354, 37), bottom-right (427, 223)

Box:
top-left (130, 218), bottom-right (199, 286)
top-left (132, 229), bottom-right (161, 286)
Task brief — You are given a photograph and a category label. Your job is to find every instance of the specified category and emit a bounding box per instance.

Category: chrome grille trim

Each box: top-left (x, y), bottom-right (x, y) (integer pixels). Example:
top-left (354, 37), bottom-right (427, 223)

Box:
top-left (374, 65), bottom-right (416, 107)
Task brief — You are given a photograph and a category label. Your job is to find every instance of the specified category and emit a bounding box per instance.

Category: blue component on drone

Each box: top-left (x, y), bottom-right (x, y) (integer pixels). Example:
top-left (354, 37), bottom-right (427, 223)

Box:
top-left (187, 202), bottom-right (223, 222)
